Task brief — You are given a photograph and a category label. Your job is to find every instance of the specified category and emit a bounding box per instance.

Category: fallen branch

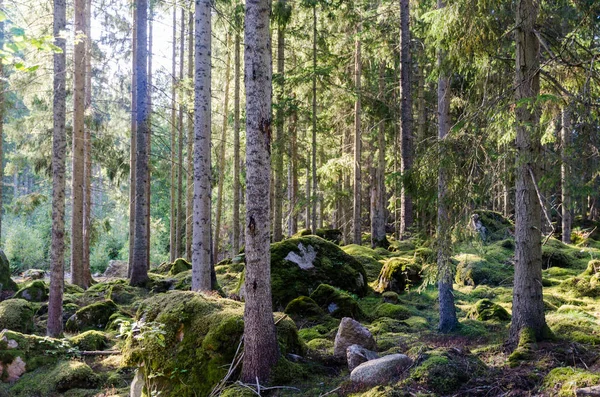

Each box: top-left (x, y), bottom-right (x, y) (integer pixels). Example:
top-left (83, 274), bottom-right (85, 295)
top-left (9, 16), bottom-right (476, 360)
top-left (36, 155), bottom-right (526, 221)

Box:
top-left (78, 350), bottom-right (121, 356)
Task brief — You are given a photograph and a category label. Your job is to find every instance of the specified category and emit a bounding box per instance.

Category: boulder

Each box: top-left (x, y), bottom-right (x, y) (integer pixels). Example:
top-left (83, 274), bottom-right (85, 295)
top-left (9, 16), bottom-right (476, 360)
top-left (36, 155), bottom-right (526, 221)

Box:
top-left (346, 344), bottom-right (379, 372)
top-left (65, 300), bottom-right (118, 332)
top-left (350, 354), bottom-right (413, 386)
top-left (154, 258), bottom-right (192, 276)
top-left (455, 254), bottom-right (513, 286)
top-left (0, 299), bottom-right (34, 333)
top-left (315, 228), bottom-right (343, 244)
top-left (471, 210), bottom-right (513, 241)
top-left (0, 250), bottom-right (17, 293)
top-left (468, 299), bottom-right (510, 322)
top-left (8, 360), bottom-right (99, 395)
top-left (333, 317), bottom-right (376, 360)
top-left (14, 280), bottom-right (48, 302)
top-left (103, 260), bottom-right (129, 278)
top-left (69, 330), bottom-right (108, 351)
top-left (310, 284), bottom-right (365, 319)
top-left (375, 257), bottom-right (421, 294)
top-left (21, 269), bottom-right (45, 280)
top-left (269, 236), bottom-right (368, 308)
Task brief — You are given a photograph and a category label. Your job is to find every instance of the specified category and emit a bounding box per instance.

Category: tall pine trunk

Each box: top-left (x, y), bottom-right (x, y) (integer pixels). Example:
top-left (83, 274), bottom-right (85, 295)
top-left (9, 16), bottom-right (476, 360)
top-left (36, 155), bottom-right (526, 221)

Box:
top-left (509, 0), bottom-right (548, 345)
top-left (288, 107), bottom-right (298, 236)
top-left (215, 34), bottom-right (231, 262)
top-left (371, 61), bottom-right (387, 248)
top-left (47, 0), bottom-right (67, 337)
top-left (273, 3), bottom-right (286, 242)
top-left (399, 0), bottom-right (413, 239)
top-left (436, 0), bottom-right (457, 332)
top-left (128, 0), bottom-right (137, 277)
top-left (130, 0), bottom-right (150, 286)
top-left (186, 11), bottom-right (194, 261)
top-left (146, 9), bottom-right (153, 267)
top-left (71, 0), bottom-right (87, 288)
top-left (561, 108), bottom-right (572, 244)
top-left (232, 18), bottom-right (241, 255)
top-left (176, 6), bottom-right (185, 258)
top-left (191, 0), bottom-right (212, 291)
top-left (311, 4), bottom-right (318, 232)
top-left (0, 0), bottom-right (5, 242)
top-left (82, 0), bottom-right (92, 285)
top-left (242, 0), bottom-right (279, 382)
top-left (170, 4), bottom-right (178, 263)
top-left (353, 28), bottom-right (362, 245)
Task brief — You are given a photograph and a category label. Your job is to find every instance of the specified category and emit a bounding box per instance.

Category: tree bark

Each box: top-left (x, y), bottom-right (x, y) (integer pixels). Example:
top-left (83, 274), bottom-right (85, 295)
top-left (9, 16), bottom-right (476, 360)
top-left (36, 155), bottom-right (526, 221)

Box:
top-left (273, 3), bottom-right (286, 242)
top-left (146, 8), bottom-right (153, 268)
top-left (242, 0), bottom-right (280, 382)
top-left (186, 10), bottom-right (194, 261)
top-left (176, 6), bottom-right (185, 259)
top-left (214, 33), bottom-right (232, 263)
top-left (311, 4), bottom-right (318, 233)
top-left (47, 0), bottom-right (67, 338)
top-left (287, 106), bottom-right (298, 236)
top-left (0, 0), bottom-right (5, 243)
top-left (71, 0), bottom-right (87, 288)
top-left (399, 0), bottom-right (413, 239)
top-left (436, 0), bottom-right (457, 333)
top-left (509, 0), bottom-right (548, 345)
top-left (82, 0), bottom-right (93, 285)
top-left (561, 108), bottom-right (572, 244)
top-left (128, 1), bottom-right (137, 277)
top-left (353, 28), bottom-right (362, 245)
top-left (371, 61), bottom-right (387, 248)
top-left (129, 0), bottom-right (150, 286)
top-left (232, 18), bottom-right (241, 255)
top-left (170, 3), bottom-right (178, 263)
top-left (191, 0), bottom-right (212, 292)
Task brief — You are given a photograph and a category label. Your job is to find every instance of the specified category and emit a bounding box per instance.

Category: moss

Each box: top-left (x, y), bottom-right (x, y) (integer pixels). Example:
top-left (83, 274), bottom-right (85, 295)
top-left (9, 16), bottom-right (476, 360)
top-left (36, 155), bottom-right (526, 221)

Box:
top-left (414, 247), bottom-right (435, 265)
top-left (468, 299), bottom-right (510, 322)
top-left (508, 328), bottom-right (536, 366)
top-left (455, 320), bottom-right (488, 338)
top-left (105, 312), bottom-right (133, 332)
top-left (584, 259), bottom-right (600, 275)
top-left (0, 250), bottom-right (17, 292)
top-left (65, 300), bottom-right (119, 333)
top-left (381, 291), bottom-right (399, 303)
top-left (220, 385), bottom-right (258, 397)
top-left (375, 257), bottom-right (421, 293)
top-left (315, 228), bottom-right (343, 244)
top-left (342, 244), bottom-right (384, 282)
top-left (270, 236), bottom-right (368, 309)
top-left (470, 285), bottom-right (497, 299)
top-left (64, 284), bottom-right (85, 294)
top-left (542, 367), bottom-right (600, 397)
top-left (69, 330), bottom-right (108, 351)
top-left (107, 284), bottom-right (145, 305)
top-left (309, 284), bottom-right (365, 320)
top-left (546, 311), bottom-right (600, 345)
top-left (284, 296), bottom-right (325, 318)
top-left (454, 254), bottom-right (513, 286)
top-left (9, 360), bottom-right (99, 396)
top-left (389, 239), bottom-right (417, 252)
top-left (410, 347), bottom-right (486, 395)
top-left (122, 291), bottom-right (304, 397)
top-left (542, 245), bottom-right (577, 269)
top-left (14, 280), bottom-right (48, 302)
top-left (169, 258), bottom-right (192, 276)
top-left (498, 238), bottom-right (515, 249)
top-left (276, 315), bottom-right (306, 356)
top-left (298, 323), bottom-right (338, 342)
top-left (0, 299), bottom-right (34, 333)
top-left (560, 277), bottom-right (600, 298)
top-left (269, 356), bottom-right (308, 384)
top-left (292, 228), bottom-right (312, 238)
top-left (306, 338), bottom-right (334, 355)
top-left (373, 303), bottom-right (411, 320)
top-left (0, 330), bottom-right (73, 375)
top-left (472, 210), bottom-right (513, 241)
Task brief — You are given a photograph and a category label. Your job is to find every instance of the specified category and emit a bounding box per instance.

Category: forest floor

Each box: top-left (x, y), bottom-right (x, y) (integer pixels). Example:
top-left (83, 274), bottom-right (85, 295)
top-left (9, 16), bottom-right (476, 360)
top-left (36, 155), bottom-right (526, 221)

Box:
top-left (0, 213), bottom-right (600, 396)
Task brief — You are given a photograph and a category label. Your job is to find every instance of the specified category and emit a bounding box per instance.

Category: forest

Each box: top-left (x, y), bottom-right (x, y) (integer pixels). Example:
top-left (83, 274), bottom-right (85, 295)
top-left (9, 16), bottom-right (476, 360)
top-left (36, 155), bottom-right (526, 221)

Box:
top-left (0, 0), bottom-right (598, 395)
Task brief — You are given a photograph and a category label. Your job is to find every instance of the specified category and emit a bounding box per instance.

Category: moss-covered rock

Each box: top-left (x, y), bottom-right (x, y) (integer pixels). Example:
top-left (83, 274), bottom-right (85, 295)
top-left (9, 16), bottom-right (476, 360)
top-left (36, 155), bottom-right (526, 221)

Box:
top-left (8, 360), bottom-right (99, 396)
top-left (381, 291), bottom-right (398, 304)
top-left (374, 257), bottom-right (421, 294)
top-left (154, 258), bottom-right (192, 276)
top-left (341, 244), bottom-right (384, 282)
top-left (284, 296), bottom-right (325, 319)
top-left (472, 210), bottom-right (513, 241)
top-left (65, 300), bottom-right (118, 333)
top-left (122, 291), bottom-right (304, 397)
top-left (220, 385), bottom-right (258, 397)
top-left (410, 347), bottom-right (486, 395)
top-left (559, 276), bottom-right (600, 298)
top-left (372, 303), bottom-right (411, 320)
top-left (107, 283), bottom-right (145, 305)
top-left (468, 299), bottom-right (510, 322)
top-left (14, 280), bottom-right (48, 302)
top-left (69, 330), bottom-right (108, 351)
top-left (0, 250), bottom-right (17, 293)
top-left (542, 244), bottom-right (577, 269)
top-left (584, 259), bottom-right (600, 275)
top-left (270, 236), bottom-right (368, 308)
top-left (291, 228), bottom-right (312, 238)
top-left (64, 284), bottom-right (85, 294)
top-left (542, 367), bottom-right (600, 397)
top-left (315, 228), bottom-right (343, 244)
top-left (0, 299), bottom-right (34, 333)
top-left (454, 254), bottom-right (513, 286)
top-left (546, 310), bottom-right (600, 345)
top-left (309, 284), bottom-right (365, 319)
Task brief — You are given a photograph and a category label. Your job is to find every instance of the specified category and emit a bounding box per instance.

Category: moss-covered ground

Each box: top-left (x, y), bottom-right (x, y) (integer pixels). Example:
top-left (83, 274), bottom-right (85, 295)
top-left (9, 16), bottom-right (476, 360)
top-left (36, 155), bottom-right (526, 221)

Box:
top-left (2, 229), bottom-right (600, 396)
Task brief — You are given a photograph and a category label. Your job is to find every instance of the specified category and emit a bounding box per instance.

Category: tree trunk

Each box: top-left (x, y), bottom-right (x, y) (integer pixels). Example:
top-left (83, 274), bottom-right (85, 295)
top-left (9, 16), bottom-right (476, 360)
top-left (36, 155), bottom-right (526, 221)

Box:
top-left (508, 0), bottom-right (547, 345)
top-left (186, 10), bottom-right (194, 261)
top-left (561, 108), bottom-right (572, 244)
top-left (242, 0), bottom-right (280, 382)
top-left (287, 107), bottom-right (298, 236)
top-left (214, 33), bottom-right (231, 263)
top-left (232, 19), bottom-right (241, 255)
top-left (273, 4), bottom-right (286, 242)
top-left (353, 29), bottom-right (362, 245)
top-left (0, 0), bottom-right (5, 243)
top-left (311, 5), bottom-right (318, 233)
top-left (128, 1), bottom-right (137, 277)
top-left (170, 3), bottom-right (177, 263)
top-left (71, 0), bottom-right (87, 288)
top-left (176, 6), bottom-right (185, 259)
top-left (146, 9), bottom-right (153, 268)
top-left (82, 0), bottom-right (93, 285)
top-left (129, 0), bottom-right (150, 287)
top-left (191, 0), bottom-right (212, 292)
top-left (371, 61), bottom-right (387, 248)
top-left (437, 0), bottom-right (457, 333)
top-left (47, 0), bottom-right (67, 338)
top-left (399, 0), bottom-right (413, 239)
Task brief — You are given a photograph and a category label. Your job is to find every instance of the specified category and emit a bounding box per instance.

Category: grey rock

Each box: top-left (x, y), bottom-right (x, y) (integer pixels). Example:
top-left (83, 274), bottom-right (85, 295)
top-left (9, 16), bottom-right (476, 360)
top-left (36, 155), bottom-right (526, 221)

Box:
top-left (350, 354), bottom-right (413, 387)
top-left (103, 260), bottom-right (129, 278)
top-left (347, 344), bottom-right (379, 372)
top-left (333, 317), bottom-right (377, 360)
top-left (130, 368), bottom-right (145, 397)
top-left (577, 386), bottom-right (600, 396)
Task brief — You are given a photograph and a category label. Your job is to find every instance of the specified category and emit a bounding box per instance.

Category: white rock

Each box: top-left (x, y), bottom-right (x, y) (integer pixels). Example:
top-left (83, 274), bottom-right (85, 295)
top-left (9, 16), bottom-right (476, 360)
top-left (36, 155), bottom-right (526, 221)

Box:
top-left (333, 317), bottom-right (377, 360)
top-left (350, 354), bottom-right (413, 387)
top-left (284, 243), bottom-right (317, 270)
top-left (346, 344), bottom-right (379, 372)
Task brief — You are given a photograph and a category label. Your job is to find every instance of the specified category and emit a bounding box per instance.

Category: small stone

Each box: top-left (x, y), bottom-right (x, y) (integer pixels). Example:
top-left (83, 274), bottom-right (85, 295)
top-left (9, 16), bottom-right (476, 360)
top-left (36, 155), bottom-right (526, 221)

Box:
top-left (350, 354), bottom-right (413, 387)
top-left (130, 368), bottom-right (145, 397)
top-left (4, 356), bottom-right (26, 382)
top-left (577, 386), bottom-right (600, 396)
top-left (346, 344), bottom-right (379, 372)
top-left (7, 339), bottom-right (18, 349)
top-left (333, 317), bottom-right (377, 360)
